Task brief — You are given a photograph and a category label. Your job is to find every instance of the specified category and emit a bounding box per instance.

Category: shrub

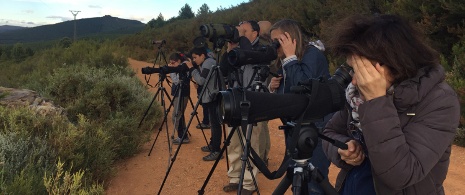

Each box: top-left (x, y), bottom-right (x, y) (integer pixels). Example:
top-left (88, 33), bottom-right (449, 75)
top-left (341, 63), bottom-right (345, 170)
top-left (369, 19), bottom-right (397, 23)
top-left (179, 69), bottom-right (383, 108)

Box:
top-left (44, 159), bottom-right (104, 195)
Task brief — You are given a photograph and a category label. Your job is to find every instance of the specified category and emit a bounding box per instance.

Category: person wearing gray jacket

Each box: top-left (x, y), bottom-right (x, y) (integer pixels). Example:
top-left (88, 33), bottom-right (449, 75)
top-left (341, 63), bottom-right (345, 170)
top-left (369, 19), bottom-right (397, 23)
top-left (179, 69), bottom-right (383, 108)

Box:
top-left (185, 46), bottom-right (225, 161)
top-left (322, 14), bottom-right (460, 194)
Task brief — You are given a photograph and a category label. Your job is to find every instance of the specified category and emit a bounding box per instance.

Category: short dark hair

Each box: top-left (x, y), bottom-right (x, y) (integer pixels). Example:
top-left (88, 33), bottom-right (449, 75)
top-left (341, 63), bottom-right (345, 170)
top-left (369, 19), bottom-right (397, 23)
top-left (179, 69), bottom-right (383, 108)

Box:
top-left (190, 47), bottom-right (208, 57)
top-left (240, 20), bottom-right (260, 34)
top-left (248, 20), bottom-right (260, 34)
top-left (328, 14), bottom-right (439, 83)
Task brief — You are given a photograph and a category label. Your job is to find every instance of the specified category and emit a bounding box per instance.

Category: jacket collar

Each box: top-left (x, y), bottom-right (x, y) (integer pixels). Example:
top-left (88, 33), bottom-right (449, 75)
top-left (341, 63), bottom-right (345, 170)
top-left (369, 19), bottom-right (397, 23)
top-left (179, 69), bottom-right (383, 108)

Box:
top-left (393, 65), bottom-right (445, 112)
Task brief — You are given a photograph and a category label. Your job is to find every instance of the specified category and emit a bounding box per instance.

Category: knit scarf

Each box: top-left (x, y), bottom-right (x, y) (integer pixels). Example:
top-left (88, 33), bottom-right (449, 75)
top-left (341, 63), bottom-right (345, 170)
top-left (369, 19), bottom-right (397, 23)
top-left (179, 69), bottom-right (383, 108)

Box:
top-left (346, 83), bottom-right (395, 131)
top-left (346, 83), bottom-right (364, 123)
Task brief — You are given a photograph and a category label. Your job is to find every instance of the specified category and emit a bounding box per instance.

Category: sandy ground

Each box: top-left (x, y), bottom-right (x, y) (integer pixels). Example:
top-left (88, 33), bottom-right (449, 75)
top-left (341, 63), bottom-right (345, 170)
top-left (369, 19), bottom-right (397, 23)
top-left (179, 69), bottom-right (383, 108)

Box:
top-left (105, 58), bottom-right (465, 195)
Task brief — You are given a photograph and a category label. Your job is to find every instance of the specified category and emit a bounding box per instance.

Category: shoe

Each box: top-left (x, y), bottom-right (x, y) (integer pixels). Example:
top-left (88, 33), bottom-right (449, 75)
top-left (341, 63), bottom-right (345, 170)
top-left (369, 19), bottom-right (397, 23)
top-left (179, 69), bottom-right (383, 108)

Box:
top-left (201, 145), bottom-right (212, 152)
top-left (202, 152), bottom-right (223, 161)
top-left (240, 188), bottom-right (255, 195)
top-left (223, 183), bottom-right (239, 192)
top-left (172, 137), bottom-right (190, 145)
top-left (196, 123), bottom-right (210, 129)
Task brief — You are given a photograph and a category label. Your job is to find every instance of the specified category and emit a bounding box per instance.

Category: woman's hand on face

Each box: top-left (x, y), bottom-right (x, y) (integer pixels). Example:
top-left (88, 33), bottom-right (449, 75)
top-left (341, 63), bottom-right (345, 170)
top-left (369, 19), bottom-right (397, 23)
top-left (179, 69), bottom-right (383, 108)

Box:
top-left (277, 32), bottom-right (296, 58)
top-left (349, 55), bottom-right (389, 101)
top-left (338, 139), bottom-right (365, 166)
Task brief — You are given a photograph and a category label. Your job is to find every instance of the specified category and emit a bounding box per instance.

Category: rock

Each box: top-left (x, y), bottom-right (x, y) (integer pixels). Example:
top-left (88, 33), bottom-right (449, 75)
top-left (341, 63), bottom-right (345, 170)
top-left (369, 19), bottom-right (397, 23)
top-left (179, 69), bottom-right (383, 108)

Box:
top-left (0, 86), bottom-right (66, 116)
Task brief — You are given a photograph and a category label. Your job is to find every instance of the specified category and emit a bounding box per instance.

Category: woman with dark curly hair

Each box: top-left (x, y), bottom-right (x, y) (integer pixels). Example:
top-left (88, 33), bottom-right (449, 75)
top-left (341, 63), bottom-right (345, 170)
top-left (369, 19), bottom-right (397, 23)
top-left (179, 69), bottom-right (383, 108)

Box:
top-left (323, 14), bottom-right (460, 194)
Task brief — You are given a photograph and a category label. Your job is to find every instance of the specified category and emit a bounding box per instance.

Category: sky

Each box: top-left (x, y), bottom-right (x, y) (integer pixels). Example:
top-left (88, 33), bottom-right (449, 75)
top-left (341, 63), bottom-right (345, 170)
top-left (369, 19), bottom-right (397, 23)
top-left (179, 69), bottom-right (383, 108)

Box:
top-left (0, 0), bottom-right (247, 27)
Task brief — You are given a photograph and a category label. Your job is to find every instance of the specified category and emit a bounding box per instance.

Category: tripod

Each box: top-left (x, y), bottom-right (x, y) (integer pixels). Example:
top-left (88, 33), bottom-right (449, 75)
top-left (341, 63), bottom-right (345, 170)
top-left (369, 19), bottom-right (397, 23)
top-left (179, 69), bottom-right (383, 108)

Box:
top-left (272, 123), bottom-right (339, 195)
top-left (198, 65), bottom-right (271, 195)
top-left (146, 74), bottom-right (209, 157)
top-left (138, 40), bottom-right (171, 129)
top-left (157, 46), bottom-right (226, 195)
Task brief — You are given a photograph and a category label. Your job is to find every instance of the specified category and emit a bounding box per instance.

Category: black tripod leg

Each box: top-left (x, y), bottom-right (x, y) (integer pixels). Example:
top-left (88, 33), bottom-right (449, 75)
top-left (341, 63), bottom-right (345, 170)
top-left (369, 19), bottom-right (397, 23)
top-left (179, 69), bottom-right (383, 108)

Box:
top-left (237, 124), bottom-right (260, 194)
top-left (223, 124), bottom-right (230, 171)
top-left (158, 65), bottom-right (221, 195)
top-left (138, 80), bottom-right (162, 128)
top-left (272, 172), bottom-right (292, 195)
top-left (309, 165), bottom-right (339, 195)
top-left (237, 124), bottom-right (260, 195)
top-left (292, 172), bottom-right (303, 195)
top-left (187, 95), bottom-right (208, 144)
top-left (147, 86), bottom-right (177, 156)
top-left (198, 126), bottom-right (237, 195)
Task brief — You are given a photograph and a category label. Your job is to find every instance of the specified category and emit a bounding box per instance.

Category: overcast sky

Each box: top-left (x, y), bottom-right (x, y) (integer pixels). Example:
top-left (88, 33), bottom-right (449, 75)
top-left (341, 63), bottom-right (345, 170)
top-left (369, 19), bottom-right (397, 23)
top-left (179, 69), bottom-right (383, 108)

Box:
top-left (0, 0), bottom-right (247, 27)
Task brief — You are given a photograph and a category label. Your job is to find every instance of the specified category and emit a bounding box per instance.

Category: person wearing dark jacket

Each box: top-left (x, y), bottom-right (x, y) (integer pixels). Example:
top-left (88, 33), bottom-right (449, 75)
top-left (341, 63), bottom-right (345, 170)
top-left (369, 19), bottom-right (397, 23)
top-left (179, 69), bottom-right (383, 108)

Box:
top-left (323, 14), bottom-right (460, 194)
top-left (268, 19), bottom-right (331, 194)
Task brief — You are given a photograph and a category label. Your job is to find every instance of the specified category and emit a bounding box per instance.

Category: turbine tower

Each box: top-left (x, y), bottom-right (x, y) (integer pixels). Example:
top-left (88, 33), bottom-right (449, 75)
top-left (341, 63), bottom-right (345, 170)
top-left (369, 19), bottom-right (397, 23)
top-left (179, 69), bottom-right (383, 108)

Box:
top-left (69, 10), bottom-right (81, 42)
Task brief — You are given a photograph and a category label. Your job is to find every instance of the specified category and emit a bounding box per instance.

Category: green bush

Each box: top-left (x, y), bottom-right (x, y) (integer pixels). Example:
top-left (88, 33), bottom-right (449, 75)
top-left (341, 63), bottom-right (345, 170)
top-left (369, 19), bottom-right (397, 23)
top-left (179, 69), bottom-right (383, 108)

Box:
top-left (1, 38), bottom-right (162, 192)
top-left (44, 159), bottom-right (104, 195)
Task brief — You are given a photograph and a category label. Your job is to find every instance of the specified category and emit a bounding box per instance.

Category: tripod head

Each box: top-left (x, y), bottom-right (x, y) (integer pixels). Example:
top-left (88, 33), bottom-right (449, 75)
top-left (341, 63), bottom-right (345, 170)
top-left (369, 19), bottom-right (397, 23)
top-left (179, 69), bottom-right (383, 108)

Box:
top-left (280, 122), bottom-right (319, 160)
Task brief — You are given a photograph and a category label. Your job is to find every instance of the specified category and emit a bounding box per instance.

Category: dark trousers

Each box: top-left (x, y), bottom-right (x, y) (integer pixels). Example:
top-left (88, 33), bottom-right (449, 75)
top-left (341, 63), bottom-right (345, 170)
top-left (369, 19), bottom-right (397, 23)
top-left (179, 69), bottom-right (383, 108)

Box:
top-left (197, 86), bottom-right (210, 125)
top-left (204, 100), bottom-right (221, 152)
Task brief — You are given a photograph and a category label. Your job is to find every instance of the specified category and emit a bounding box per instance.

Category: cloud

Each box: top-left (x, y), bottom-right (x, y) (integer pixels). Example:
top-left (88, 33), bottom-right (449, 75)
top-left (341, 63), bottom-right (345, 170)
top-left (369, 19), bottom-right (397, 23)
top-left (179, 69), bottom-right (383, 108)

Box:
top-left (89, 5), bottom-right (102, 9)
top-left (22, 10), bottom-right (34, 14)
top-left (46, 16), bottom-right (72, 22)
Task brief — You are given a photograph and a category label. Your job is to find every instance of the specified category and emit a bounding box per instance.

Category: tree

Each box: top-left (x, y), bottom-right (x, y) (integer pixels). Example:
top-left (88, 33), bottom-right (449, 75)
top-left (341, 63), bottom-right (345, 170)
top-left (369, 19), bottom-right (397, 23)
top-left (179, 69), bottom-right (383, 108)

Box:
top-left (59, 37), bottom-right (72, 48)
top-left (146, 13), bottom-right (166, 29)
top-left (197, 3), bottom-right (212, 16)
top-left (11, 43), bottom-right (26, 62)
top-left (178, 4), bottom-right (195, 19)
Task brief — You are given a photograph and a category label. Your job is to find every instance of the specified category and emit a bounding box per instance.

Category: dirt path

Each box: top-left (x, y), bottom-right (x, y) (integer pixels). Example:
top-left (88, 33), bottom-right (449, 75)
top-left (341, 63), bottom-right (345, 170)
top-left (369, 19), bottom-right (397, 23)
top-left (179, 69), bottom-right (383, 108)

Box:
top-left (105, 58), bottom-right (465, 194)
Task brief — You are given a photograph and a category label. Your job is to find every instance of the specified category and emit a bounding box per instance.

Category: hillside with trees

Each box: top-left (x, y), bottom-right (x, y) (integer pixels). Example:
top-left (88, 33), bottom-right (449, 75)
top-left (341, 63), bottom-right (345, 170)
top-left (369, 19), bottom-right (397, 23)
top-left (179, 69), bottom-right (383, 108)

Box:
top-left (0, 15), bottom-right (144, 44)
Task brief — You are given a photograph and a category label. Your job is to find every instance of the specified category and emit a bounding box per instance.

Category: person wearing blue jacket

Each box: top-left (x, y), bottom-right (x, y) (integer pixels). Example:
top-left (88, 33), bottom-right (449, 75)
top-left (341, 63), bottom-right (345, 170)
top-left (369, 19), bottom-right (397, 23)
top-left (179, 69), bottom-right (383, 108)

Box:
top-left (268, 19), bottom-right (331, 195)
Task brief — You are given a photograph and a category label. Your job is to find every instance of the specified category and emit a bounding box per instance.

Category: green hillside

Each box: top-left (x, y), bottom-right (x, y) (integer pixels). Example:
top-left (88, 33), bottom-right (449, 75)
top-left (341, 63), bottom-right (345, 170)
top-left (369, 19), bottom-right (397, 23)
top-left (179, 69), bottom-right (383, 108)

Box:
top-left (0, 15), bottom-right (144, 44)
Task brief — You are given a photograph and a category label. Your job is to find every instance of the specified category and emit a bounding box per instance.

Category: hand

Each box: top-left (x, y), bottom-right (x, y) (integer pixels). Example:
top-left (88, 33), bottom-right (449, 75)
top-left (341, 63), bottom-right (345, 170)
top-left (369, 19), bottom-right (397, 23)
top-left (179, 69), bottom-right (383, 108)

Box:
top-left (269, 75), bottom-right (283, 92)
top-left (277, 32), bottom-right (296, 58)
top-left (194, 83), bottom-right (199, 89)
top-left (349, 55), bottom-right (390, 101)
top-left (184, 59), bottom-right (193, 69)
top-left (338, 140), bottom-right (365, 166)
top-left (227, 42), bottom-right (239, 52)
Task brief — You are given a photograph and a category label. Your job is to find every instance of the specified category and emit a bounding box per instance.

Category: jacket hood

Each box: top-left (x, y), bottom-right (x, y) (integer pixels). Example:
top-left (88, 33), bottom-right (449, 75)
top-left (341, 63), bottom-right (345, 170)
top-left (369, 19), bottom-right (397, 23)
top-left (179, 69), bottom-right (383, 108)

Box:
top-left (393, 65), bottom-right (445, 112)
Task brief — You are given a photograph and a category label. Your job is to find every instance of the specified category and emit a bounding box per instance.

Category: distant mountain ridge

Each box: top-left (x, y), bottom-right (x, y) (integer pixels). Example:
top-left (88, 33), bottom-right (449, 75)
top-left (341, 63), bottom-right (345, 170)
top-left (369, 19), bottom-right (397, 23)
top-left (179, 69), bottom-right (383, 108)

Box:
top-left (0, 25), bottom-right (27, 33)
top-left (0, 15), bottom-right (145, 44)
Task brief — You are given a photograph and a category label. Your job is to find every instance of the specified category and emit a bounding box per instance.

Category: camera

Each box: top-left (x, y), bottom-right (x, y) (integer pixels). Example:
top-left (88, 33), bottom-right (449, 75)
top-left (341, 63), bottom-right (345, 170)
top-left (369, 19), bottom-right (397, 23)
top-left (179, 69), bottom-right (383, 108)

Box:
top-left (217, 63), bottom-right (353, 126)
top-left (151, 40), bottom-right (166, 45)
top-left (141, 63), bottom-right (189, 75)
top-left (200, 23), bottom-right (240, 43)
top-left (228, 40), bottom-right (280, 68)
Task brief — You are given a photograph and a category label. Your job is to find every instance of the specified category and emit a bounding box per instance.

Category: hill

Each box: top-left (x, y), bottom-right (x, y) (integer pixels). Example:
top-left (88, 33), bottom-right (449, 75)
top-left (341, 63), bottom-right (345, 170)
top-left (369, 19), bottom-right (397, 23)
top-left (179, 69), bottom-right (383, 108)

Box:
top-left (0, 15), bottom-right (145, 44)
top-left (0, 25), bottom-right (27, 33)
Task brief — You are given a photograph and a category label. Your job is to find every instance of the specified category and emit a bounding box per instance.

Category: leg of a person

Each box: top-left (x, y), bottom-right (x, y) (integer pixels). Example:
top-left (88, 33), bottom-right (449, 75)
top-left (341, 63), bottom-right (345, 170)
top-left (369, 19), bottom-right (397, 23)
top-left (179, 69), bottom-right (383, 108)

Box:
top-left (257, 121), bottom-right (270, 161)
top-left (197, 85), bottom-right (209, 125)
top-left (241, 124), bottom-right (261, 191)
top-left (202, 102), bottom-right (210, 125)
top-left (172, 96), bottom-right (182, 137)
top-left (178, 96), bottom-right (188, 137)
top-left (227, 126), bottom-right (242, 183)
top-left (206, 101), bottom-right (221, 152)
top-left (227, 125), bottom-right (261, 191)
